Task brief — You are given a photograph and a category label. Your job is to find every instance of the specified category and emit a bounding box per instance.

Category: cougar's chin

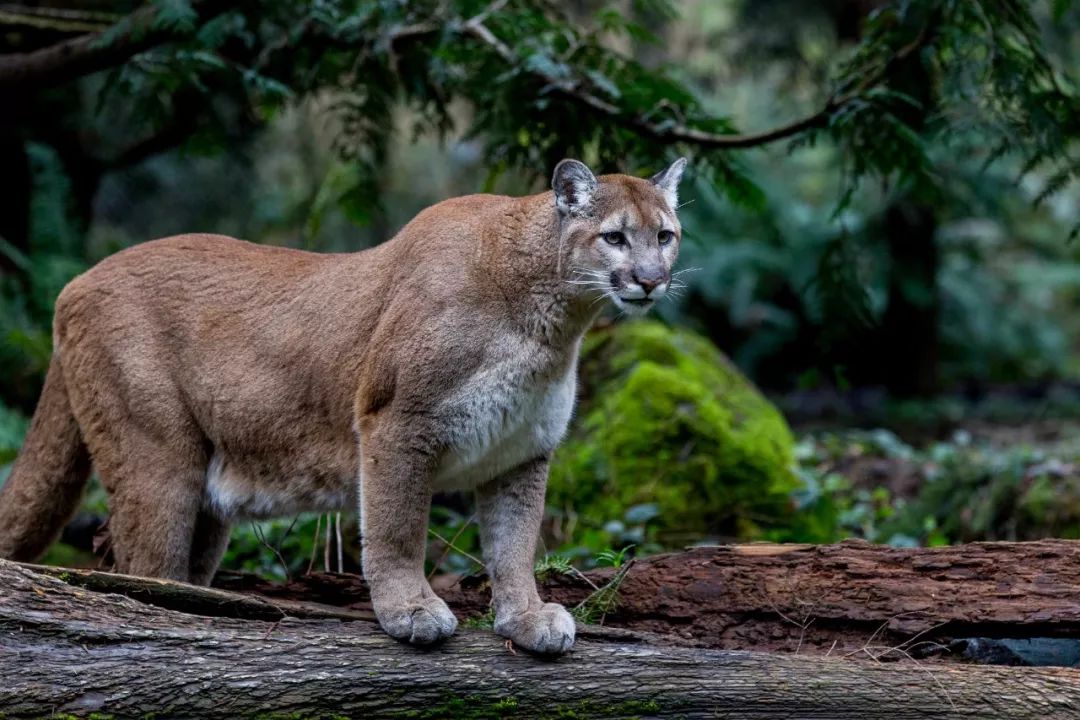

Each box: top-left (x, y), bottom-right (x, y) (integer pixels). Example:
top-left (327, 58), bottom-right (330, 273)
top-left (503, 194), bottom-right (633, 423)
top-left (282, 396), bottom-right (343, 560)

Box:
top-left (612, 295), bottom-right (654, 315)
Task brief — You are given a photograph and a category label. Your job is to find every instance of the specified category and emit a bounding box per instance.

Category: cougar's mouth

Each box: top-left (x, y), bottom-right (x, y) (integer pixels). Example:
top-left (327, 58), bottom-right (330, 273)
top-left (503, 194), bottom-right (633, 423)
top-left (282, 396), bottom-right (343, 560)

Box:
top-left (612, 294), bottom-right (654, 315)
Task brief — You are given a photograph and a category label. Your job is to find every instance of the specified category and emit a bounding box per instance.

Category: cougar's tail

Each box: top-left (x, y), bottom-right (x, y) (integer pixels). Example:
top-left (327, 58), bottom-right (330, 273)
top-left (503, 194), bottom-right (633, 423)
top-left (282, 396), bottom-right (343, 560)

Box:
top-left (0, 356), bottom-right (91, 561)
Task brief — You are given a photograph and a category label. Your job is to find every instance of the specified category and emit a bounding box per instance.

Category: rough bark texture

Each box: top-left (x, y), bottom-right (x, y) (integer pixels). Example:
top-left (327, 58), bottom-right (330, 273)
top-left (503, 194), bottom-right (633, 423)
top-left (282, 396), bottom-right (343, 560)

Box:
top-left (3, 558), bottom-right (1080, 719)
top-left (219, 539), bottom-right (1080, 657)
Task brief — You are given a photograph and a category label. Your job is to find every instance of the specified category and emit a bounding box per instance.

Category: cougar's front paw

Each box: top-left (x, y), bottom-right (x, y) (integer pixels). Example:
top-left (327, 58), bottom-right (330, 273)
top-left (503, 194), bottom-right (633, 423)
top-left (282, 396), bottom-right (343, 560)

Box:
top-left (495, 602), bottom-right (576, 655)
top-left (375, 595), bottom-right (458, 645)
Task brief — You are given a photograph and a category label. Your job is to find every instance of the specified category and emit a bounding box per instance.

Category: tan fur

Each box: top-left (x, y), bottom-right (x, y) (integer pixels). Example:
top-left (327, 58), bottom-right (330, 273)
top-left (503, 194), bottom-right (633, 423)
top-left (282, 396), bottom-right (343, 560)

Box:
top-left (0, 158), bottom-right (685, 653)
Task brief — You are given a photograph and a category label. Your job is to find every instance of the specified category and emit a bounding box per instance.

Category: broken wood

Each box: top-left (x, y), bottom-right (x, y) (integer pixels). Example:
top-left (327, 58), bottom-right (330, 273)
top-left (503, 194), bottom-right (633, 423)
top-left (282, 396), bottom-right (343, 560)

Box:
top-left (27, 562), bottom-right (376, 623)
top-left (2, 558), bottom-right (1079, 719)
top-left (219, 538), bottom-right (1080, 658)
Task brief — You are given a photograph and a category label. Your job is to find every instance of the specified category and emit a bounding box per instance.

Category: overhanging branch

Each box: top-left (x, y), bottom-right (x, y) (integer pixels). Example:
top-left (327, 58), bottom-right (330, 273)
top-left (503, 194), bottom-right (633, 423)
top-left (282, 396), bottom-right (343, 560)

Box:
top-left (461, 14), bottom-right (930, 150)
top-left (0, 0), bottom-right (236, 91)
top-left (1, 1), bottom-right (930, 155)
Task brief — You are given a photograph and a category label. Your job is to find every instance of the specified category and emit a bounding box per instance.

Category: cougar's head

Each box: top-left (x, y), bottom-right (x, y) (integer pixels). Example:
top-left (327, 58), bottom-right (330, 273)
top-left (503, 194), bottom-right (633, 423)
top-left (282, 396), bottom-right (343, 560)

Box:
top-left (553, 157), bottom-right (687, 316)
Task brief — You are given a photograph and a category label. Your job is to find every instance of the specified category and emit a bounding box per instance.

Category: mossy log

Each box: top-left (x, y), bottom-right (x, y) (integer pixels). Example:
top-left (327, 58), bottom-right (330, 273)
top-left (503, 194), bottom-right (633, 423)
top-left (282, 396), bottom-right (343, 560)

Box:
top-left (4, 542), bottom-right (1080, 719)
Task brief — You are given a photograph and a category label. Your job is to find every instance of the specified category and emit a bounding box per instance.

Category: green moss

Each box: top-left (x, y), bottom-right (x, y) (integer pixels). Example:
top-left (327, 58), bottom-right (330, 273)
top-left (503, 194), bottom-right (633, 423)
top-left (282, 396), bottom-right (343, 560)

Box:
top-left (462, 610), bottom-right (496, 629)
top-left (545, 698), bottom-right (663, 719)
top-left (252, 713), bottom-right (350, 720)
top-left (550, 321), bottom-right (798, 547)
top-left (1020, 473), bottom-right (1080, 539)
top-left (386, 695), bottom-right (661, 720)
top-left (40, 544), bottom-right (96, 570)
top-left (388, 695), bottom-right (517, 720)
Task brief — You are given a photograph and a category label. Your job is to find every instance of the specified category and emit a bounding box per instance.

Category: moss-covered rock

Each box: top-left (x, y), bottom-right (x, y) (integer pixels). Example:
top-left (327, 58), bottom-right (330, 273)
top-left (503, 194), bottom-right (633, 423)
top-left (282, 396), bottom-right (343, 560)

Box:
top-left (549, 320), bottom-right (798, 551)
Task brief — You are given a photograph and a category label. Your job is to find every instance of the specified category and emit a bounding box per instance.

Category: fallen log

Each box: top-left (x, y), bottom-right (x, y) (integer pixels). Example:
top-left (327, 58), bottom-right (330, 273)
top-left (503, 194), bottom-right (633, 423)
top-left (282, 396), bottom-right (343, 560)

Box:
top-left (2, 559), bottom-right (1079, 719)
top-left (219, 538), bottom-right (1080, 658)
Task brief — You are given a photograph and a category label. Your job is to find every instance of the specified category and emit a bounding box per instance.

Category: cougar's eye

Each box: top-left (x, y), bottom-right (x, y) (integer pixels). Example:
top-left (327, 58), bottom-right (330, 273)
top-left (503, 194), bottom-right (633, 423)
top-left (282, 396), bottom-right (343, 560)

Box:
top-left (601, 231), bottom-right (627, 246)
top-left (658, 230), bottom-right (675, 245)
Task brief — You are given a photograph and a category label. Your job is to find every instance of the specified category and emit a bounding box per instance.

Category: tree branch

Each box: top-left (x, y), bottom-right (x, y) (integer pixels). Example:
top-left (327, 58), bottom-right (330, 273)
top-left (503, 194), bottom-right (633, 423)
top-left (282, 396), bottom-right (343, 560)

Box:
top-left (0, 0), bottom-right (236, 91)
top-left (0, 4), bottom-right (116, 34)
top-left (0, 0), bottom-right (931, 157)
top-left (461, 15), bottom-right (930, 150)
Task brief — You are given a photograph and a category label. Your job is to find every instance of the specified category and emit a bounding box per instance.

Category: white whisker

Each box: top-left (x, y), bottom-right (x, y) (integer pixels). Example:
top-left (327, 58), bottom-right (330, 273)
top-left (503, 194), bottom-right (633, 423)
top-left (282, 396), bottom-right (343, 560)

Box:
top-left (672, 267), bottom-right (702, 277)
top-left (589, 291), bottom-right (617, 309)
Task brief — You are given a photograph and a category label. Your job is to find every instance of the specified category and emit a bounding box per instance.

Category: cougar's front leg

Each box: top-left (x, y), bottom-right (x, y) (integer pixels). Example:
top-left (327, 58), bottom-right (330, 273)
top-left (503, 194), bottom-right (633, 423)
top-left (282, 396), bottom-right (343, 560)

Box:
top-left (477, 457), bottom-right (575, 654)
top-left (360, 420), bottom-right (457, 645)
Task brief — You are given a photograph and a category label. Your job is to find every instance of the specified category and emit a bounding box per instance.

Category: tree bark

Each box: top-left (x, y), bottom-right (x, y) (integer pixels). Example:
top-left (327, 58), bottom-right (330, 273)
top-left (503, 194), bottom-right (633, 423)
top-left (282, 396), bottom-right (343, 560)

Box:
top-left (217, 539), bottom-right (1080, 657)
top-left (2, 558), bottom-right (1079, 720)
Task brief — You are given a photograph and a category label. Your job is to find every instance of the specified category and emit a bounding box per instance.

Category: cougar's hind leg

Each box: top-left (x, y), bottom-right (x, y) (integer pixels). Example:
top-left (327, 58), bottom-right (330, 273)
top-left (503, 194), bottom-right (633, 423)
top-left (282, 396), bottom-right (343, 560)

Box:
top-left (61, 332), bottom-right (212, 582)
top-left (91, 427), bottom-right (209, 583)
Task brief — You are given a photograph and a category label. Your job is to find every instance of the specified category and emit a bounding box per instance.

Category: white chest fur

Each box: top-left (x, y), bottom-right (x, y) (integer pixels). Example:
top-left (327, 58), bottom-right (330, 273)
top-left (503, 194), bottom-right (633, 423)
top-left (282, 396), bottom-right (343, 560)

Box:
top-left (433, 344), bottom-right (577, 491)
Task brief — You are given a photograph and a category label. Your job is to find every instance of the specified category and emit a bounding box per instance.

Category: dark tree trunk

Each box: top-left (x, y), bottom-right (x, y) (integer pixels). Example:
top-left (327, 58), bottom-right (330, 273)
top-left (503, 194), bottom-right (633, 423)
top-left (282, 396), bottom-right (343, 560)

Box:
top-left (4, 556), bottom-right (1080, 719)
top-left (880, 200), bottom-right (940, 396)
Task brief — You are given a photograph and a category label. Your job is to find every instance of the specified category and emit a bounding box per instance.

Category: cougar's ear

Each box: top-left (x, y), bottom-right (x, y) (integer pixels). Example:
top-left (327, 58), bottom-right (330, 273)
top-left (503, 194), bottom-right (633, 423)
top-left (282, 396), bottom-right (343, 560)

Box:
top-left (650, 157), bottom-right (688, 210)
top-left (552, 159), bottom-right (598, 217)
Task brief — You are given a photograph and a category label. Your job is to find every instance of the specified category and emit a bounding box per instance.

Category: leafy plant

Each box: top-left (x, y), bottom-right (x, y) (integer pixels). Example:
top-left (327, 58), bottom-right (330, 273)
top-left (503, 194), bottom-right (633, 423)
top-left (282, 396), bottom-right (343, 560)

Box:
top-left (0, 401), bottom-right (28, 476)
top-left (534, 553), bottom-right (575, 581)
top-left (795, 426), bottom-right (1080, 546)
top-left (596, 545), bottom-right (634, 569)
top-left (571, 559), bottom-right (634, 625)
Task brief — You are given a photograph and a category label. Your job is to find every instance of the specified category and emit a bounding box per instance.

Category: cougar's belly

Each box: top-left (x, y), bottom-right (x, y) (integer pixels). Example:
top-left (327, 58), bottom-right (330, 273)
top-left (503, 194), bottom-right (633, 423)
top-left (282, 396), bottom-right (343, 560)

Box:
top-left (434, 355), bottom-right (577, 491)
top-left (204, 440), bottom-right (359, 520)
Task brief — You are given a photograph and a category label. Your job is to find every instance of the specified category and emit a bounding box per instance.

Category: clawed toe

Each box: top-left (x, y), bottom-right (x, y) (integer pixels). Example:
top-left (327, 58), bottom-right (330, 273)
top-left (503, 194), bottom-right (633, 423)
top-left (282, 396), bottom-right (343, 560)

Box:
top-left (495, 602), bottom-right (575, 655)
top-left (377, 596), bottom-right (458, 646)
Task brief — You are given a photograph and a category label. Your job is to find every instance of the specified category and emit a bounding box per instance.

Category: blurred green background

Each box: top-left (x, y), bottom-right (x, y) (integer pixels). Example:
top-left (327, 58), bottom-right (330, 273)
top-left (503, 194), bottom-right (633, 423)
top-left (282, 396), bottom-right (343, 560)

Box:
top-left (5, 0), bottom-right (1080, 579)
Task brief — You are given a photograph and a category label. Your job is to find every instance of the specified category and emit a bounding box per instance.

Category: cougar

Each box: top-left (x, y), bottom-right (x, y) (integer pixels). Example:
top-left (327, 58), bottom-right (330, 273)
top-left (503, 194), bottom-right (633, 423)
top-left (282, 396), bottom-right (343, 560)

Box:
top-left (0, 157), bottom-right (686, 654)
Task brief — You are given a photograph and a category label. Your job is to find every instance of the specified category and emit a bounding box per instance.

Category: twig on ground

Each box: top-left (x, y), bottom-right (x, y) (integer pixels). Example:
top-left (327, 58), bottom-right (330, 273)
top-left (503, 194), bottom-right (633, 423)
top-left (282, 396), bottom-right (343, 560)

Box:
top-left (262, 619), bottom-right (282, 640)
top-left (837, 610), bottom-right (957, 713)
top-left (250, 519), bottom-right (296, 582)
top-left (306, 514), bottom-right (322, 576)
top-left (335, 512), bottom-right (344, 573)
top-left (323, 514), bottom-right (331, 573)
top-left (427, 527), bottom-right (486, 571)
top-left (428, 513), bottom-right (477, 579)
top-left (573, 558), bottom-right (635, 625)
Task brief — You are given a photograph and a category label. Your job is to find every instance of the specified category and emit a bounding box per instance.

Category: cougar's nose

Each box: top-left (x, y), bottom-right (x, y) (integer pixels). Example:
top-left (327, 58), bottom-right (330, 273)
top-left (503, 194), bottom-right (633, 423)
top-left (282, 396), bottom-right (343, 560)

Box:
top-left (633, 270), bottom-right (665, 296)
